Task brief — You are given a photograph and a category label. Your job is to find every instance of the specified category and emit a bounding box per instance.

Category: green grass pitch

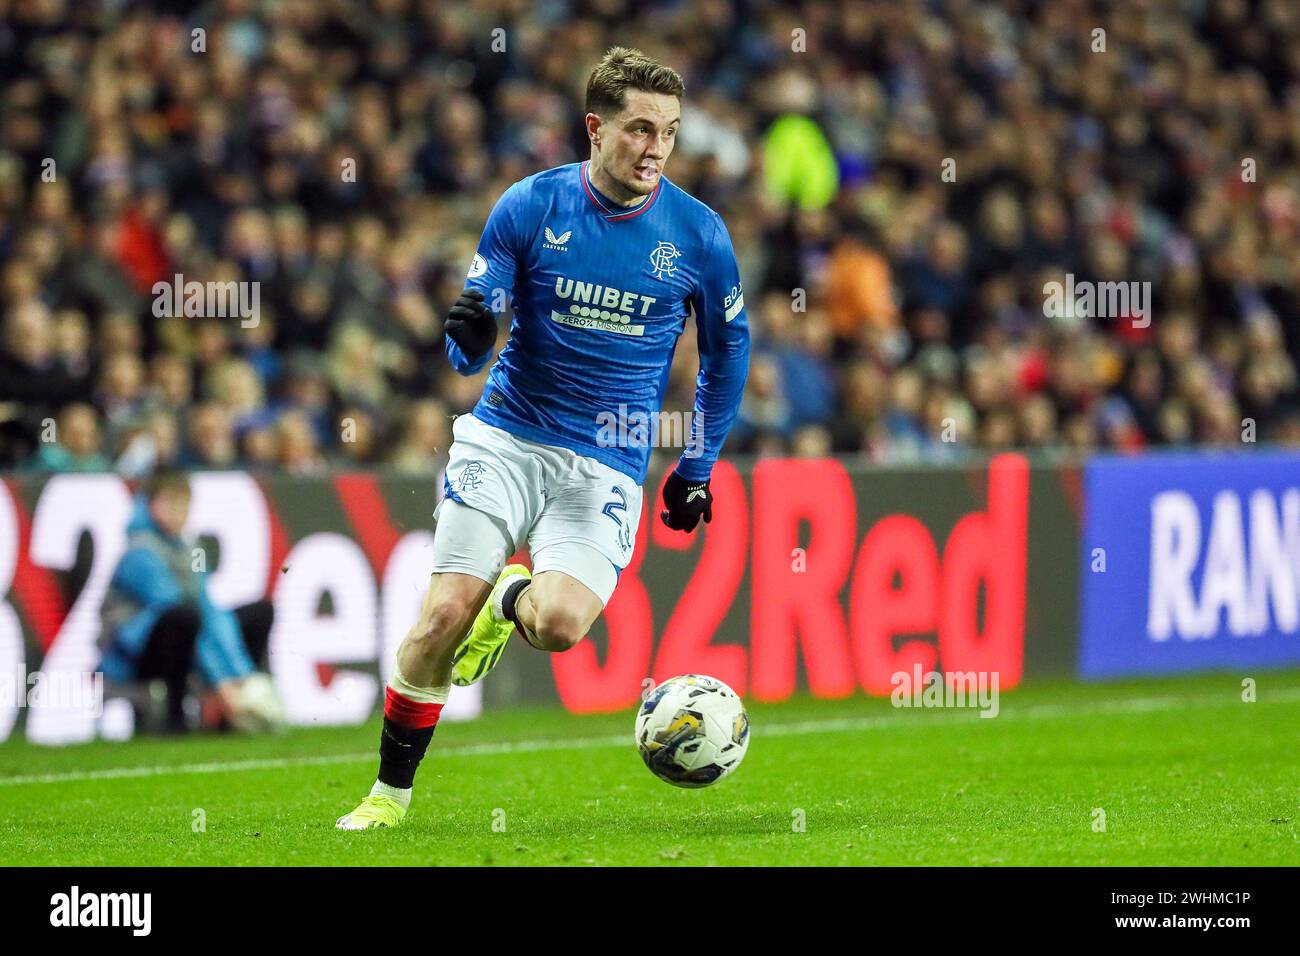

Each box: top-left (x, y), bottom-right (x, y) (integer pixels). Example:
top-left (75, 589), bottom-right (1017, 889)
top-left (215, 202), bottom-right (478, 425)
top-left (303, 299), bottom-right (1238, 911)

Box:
top-left (1, 671), bottom-right (1297, 866)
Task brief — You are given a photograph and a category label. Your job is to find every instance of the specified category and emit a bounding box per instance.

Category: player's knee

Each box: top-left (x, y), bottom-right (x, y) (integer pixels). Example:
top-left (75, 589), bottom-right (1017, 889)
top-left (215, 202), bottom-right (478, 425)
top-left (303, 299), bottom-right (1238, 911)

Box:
top-left (161, 601), bottom-right (202, 639)
top-left (410, 599), bottom-right (471, 654)
top-left (532, 606), bottom-right (587, 652)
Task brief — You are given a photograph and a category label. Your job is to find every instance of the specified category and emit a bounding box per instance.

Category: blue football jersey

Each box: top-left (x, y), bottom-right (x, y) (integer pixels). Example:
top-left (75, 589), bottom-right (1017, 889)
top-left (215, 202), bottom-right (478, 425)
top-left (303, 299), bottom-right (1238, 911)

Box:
top-left (448, 161), bottom-right (750, 485)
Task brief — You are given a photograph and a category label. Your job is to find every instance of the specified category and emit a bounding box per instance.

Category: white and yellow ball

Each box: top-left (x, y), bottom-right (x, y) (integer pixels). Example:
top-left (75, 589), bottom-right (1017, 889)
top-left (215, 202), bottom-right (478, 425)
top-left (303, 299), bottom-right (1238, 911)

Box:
top-left (634, 674), bottom-right (749, 788)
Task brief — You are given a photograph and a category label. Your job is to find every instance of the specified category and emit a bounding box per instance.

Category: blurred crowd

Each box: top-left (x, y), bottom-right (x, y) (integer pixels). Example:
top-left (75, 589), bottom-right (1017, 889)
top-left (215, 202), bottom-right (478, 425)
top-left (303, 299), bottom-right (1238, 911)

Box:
top-left (1, 0), bottom-right (1298, 477)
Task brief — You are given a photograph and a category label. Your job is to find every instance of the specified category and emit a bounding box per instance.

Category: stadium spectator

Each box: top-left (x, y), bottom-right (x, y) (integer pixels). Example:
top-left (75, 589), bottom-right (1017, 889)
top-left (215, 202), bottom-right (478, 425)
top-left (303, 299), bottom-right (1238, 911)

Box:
top-left (277, 409), bottom-right (328, 474)
top-left (735, 354), bottom-right (792, 447)
top-left (389, 398), bottom-right (451, 475)
top-left (205, 357), bottom-right (268, 432)
top-left (97, 351), bottom-right (149, 448)
top-left (97, 471), bottom-right (284, 734)
top-left (0, 0), bottom-right (1296, 473)
top-left (825, 217), bottom-right (898, 351)
top-left (238, 421), bottom-right (280, 472)
top-left (115, 406), bottom-right (182, 479)
top-left (335, 404), bottom-right (381, 466)
top-left (52, 309), bottom-right (94, 382)
top-left (180, 401), bottom-right (237, 469)
top-left (30, 402), bottom-right (109, 473)
top-left (149, 352), bottom-right (196, 409)
top-left (0, 300), bottom-right (93, 425)
top-left (755, 293), bottom-right (836, 431)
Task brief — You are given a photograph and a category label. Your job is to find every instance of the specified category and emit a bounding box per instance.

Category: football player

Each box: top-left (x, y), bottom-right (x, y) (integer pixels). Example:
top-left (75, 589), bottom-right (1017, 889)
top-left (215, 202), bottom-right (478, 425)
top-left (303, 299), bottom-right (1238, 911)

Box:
top-left (338, 47), bottom-right (749, 829)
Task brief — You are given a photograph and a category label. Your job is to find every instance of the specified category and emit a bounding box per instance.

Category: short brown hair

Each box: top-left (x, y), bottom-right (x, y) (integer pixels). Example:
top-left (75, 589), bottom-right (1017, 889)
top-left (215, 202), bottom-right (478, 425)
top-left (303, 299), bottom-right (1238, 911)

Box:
top-left (585, 47), bottom-right (685, 117)
top-left (145, 470), bottom-right (191, 501)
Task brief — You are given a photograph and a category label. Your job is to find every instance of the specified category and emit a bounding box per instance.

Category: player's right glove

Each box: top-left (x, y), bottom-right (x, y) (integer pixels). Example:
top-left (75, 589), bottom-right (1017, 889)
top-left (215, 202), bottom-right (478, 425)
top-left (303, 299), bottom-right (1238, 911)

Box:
top-left (443, 288), bottom-right (497, 360)
top-left (660, 470), bottom-right (712, 533)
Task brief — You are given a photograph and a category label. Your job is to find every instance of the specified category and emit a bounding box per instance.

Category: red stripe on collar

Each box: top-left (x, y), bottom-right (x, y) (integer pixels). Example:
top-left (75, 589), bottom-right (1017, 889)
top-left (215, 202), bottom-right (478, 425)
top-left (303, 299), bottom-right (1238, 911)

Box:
top-left (581, 161), bottom-right (661, 221)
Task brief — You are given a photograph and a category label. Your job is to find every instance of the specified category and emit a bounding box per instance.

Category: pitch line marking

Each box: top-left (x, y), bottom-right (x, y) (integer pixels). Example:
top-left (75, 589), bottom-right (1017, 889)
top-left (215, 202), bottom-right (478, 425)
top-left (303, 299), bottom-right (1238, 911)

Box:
top-left (1, 686), bottom-right (1297, 787)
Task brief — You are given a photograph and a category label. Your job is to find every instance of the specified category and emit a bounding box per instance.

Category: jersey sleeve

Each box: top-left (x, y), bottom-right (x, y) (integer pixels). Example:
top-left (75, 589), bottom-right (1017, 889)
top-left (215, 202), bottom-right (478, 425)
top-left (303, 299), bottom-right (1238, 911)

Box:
top-left (679, 214), bottom-right (750, 481)
top-left (446, 178), bottom-right (529, 375)
top-left (110, 546), bottom-right (186, 611)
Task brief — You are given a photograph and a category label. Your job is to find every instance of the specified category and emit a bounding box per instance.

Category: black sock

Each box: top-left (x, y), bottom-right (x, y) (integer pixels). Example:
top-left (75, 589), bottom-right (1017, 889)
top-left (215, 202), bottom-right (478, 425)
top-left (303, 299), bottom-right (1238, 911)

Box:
top-left (377, 718), bottom-right (436, 790)
top-left (501, 579), bottom-right (532, 624)
top-left (501, 579), bottom-right (546, 649)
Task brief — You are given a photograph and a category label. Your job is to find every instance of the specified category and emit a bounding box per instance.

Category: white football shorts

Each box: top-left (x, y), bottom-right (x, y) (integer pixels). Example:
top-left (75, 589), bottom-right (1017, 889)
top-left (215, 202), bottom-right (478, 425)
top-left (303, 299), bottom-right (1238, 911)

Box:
top-left (431, 414), bottom-right (643, 605)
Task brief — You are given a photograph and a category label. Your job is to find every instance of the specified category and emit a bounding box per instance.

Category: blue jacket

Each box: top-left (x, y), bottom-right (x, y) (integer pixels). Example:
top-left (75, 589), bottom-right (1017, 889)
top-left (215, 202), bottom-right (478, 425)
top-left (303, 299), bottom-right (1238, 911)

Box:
top-left (98, 495), bottom-right (255, 685)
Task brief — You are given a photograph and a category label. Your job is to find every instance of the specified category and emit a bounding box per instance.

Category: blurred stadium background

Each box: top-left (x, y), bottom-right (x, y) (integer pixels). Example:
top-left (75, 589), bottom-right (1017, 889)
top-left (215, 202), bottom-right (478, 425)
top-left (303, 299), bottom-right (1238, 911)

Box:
top-left (3, 0), bottom-right (1298, 472)
top-left (1, 0), bottom-right (1300, 750)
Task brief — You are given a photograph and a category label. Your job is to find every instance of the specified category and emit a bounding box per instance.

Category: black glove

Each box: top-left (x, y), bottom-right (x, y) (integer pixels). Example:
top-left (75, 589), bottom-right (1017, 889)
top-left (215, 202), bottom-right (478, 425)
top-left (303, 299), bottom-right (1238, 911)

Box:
top-left (660, 470), bottom-right (712, 533)
top-left (444, 289), bottom-right (497, 360)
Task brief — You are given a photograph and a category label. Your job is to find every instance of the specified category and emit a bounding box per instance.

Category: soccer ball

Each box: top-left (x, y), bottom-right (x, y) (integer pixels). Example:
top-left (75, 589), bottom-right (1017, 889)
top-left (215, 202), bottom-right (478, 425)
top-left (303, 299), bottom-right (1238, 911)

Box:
top-left (635, 674), bottom-right (750, 788)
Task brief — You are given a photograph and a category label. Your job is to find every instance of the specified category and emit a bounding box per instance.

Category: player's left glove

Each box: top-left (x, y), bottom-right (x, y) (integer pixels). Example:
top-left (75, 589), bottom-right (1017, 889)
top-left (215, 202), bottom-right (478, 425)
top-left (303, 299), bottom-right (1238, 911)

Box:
top-left (443, 288), bottom-right (497, 361)
top-left (660, 470), bottom-right (712, 533)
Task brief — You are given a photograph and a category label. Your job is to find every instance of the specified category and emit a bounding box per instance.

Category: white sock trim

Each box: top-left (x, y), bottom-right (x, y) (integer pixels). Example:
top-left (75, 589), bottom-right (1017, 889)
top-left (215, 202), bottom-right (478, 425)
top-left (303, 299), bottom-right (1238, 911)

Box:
top-left (389, 664), bottom-right (450, 705)
top-left (370, 780), bottom-right (412, 808)
top-left (492, 573), bottom-right (532, 623)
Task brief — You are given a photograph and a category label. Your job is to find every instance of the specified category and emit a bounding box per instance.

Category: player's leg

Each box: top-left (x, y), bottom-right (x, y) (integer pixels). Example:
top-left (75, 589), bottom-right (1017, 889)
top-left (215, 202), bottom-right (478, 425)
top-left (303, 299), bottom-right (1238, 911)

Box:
top-left (500, 459), bottom-right (642, 650)
top-left (336, 569), bottom-right (489, 830)
top-left (505, 557), bottom-right (608, 652)
top-left (338, 413), bottom-right (544, 827)
top-left (337, 500), bottom-right (510, 830)
top-left (447, 561), bottom-right (531, 685)
top-left (451, 455), bottom-right (641, 677)
top-left (395, 569), bottom-right (492, 687)
top-left (132, 602), bottom-right (202, 732)
top-left (232, 599), bottom-right (274, 670)
top-left (443, 430), bottom-right (649, 684)
top-left (447, 551), bottom-right (608, 678)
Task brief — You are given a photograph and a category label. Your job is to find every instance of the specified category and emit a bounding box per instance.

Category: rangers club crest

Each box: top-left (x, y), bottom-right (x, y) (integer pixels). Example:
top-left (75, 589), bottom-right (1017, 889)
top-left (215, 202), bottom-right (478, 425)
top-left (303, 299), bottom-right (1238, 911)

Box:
top-left (454, 460), bottom-right (486, 492)
top-left (649, 241), bottom-right (681, 280)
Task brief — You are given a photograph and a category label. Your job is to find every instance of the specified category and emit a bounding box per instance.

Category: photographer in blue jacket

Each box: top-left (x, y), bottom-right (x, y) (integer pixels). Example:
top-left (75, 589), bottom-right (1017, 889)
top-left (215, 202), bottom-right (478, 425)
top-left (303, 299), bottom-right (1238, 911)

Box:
top-left (98, 471), bottom-right (285, 733)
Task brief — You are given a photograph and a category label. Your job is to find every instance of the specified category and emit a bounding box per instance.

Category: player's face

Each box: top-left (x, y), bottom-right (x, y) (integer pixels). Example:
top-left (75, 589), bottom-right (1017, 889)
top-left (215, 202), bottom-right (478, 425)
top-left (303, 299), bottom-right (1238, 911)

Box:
top-left (150, 489), bottom-right (190, 538)
top-left (593, 90), bottom-right (680, 199)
